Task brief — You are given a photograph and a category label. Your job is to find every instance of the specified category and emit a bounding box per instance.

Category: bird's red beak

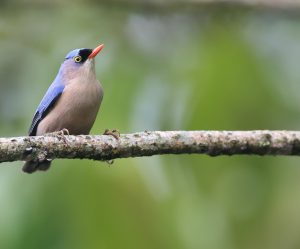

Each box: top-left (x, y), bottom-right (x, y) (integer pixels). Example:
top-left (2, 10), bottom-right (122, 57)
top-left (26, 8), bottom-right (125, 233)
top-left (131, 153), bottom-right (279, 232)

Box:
top-left (88, 44), bottom-right (104, 59)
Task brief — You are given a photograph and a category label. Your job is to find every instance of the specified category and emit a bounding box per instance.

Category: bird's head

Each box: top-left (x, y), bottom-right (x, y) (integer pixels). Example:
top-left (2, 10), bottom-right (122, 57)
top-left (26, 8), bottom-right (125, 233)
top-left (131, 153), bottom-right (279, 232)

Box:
top-left (58, 44), bottom-right (104, 82)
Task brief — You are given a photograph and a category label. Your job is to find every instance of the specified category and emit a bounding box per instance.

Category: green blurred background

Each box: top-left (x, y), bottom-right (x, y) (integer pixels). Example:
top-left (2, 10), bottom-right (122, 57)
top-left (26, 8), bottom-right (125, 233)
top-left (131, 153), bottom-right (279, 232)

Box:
top-left (1, 1), bottom-right (300, 249)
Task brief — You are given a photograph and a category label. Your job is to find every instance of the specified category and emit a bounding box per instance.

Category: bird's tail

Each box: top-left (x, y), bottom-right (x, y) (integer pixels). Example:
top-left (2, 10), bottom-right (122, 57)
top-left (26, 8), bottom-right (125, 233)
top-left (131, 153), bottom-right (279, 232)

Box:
top-left (22, 160), bottom-right (52, 174)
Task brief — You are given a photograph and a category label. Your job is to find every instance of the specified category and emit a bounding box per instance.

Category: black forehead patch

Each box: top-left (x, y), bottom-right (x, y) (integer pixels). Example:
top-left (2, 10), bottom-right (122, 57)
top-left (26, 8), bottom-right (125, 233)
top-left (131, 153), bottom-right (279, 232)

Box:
top-left (79, 48), bottom-right (93, 62)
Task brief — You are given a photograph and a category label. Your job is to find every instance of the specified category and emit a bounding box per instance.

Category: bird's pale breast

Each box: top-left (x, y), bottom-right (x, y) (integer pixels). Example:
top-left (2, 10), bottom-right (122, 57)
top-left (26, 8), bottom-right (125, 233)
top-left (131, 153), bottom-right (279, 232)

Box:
top-left (36, 80), bottom-right (103, 135)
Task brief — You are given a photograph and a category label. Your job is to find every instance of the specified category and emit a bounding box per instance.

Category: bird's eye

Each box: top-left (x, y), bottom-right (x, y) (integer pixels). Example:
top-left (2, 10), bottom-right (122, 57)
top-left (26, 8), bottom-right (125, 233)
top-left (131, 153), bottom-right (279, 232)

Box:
top-left (74, 56), bottom-right (82, 63)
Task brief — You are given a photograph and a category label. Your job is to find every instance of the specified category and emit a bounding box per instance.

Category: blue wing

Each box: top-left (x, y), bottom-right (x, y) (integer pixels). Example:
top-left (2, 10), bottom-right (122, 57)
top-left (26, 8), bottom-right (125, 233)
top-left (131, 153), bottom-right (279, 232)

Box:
top-left (28, 80), bottom-right (65, 136)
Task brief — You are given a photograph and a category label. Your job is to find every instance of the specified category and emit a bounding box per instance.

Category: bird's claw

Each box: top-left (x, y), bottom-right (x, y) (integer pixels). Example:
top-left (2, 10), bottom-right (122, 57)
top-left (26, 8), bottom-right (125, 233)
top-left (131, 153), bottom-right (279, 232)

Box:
top-left (45, 128), bottom-right (69, 143)
top-left (103, 129), bottom-right (119, 165)
top-left (45, 128), bottom-right (69, 136)
top-left (103, 129), bottom-right (120, 140)
top-left (58, 128), bottom-right (70, 136)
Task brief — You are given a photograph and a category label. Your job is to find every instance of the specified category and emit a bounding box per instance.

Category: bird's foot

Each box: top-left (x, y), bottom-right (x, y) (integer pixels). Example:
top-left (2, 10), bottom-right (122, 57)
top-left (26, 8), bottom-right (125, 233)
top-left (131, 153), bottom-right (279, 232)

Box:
top-left (57, 128), bottom-right (70, 136)
top-left (103, 129), bottom-right (119, 165)
top-left (103, 129), bottom-right (120, 140)
top-left (45, 129), bottom-right (69, 143)
top-left (45, 128), bottom-right (70, 136)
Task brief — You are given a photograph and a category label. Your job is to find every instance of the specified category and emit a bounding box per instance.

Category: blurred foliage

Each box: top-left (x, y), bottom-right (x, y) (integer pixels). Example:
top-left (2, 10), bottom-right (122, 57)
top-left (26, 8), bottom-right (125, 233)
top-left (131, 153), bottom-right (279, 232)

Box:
top-left (1, 2), bottom-right (300, 249)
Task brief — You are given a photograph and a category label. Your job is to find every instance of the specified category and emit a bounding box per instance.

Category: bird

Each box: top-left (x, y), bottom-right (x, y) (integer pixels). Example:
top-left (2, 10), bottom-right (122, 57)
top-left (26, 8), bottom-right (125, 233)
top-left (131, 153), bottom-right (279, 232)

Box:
top-left (23, 44), bottom-right (105, 173)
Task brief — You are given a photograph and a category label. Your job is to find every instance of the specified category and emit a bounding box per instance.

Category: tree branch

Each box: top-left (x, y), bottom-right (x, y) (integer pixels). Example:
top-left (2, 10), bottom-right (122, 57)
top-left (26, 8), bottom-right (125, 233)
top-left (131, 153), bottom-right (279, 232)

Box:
top-left (1, 130), bottom-right (300, 163)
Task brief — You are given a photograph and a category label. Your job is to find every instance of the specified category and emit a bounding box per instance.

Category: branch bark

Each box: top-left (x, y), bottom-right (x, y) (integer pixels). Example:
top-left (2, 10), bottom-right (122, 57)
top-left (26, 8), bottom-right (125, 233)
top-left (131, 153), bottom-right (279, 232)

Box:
top-left (1, 130), bottom-right (300, 163)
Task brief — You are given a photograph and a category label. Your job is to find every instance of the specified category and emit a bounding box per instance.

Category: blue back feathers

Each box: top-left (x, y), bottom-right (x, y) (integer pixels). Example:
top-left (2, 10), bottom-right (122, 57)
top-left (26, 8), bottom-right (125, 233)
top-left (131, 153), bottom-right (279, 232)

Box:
top-left (29, 77), bottom-right (65, 135)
